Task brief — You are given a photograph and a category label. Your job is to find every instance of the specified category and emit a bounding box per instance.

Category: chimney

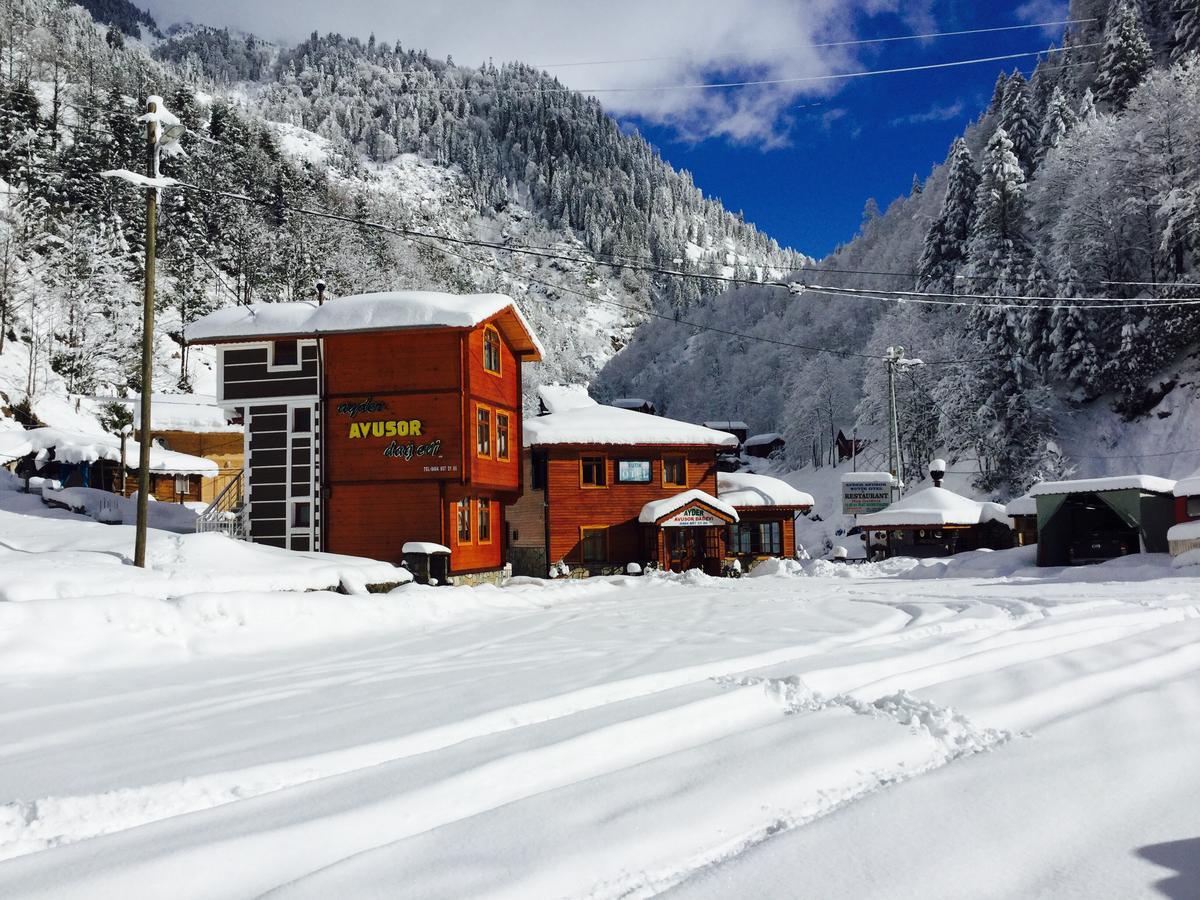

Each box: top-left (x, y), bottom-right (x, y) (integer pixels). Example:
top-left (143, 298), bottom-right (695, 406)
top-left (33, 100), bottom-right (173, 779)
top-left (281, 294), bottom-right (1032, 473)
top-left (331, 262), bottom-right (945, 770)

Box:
top-left (316, 279), bottom-right (327, 306)
top-left (929, 458), bottom-right (947, 488)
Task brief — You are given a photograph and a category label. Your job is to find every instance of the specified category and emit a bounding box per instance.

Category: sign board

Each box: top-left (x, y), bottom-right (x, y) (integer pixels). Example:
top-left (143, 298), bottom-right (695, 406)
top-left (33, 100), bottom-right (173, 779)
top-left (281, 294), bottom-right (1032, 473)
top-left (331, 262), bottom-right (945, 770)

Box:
top-left (661, 506), bottom-right (727, 528)
top-left (325, 393), bottom-right (462, 482)
top-left (841, 473), bottom-right (894, 515)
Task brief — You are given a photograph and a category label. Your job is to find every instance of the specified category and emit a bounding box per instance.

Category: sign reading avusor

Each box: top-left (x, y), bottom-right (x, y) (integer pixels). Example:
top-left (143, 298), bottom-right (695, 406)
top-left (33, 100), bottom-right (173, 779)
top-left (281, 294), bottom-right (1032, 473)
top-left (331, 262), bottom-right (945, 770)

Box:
top-left (325, 394), bottom-right (461, 481)
top-left (841, 472), bottom-right (894, 515)
top-left (662, 506), bottom-right (727, 527)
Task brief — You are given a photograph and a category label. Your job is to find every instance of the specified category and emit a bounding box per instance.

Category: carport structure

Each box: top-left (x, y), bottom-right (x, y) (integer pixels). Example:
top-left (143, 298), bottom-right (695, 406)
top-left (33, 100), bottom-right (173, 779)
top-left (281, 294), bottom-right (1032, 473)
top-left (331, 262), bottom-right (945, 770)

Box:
top-left (1030, 476), bottom-right (1177, 567)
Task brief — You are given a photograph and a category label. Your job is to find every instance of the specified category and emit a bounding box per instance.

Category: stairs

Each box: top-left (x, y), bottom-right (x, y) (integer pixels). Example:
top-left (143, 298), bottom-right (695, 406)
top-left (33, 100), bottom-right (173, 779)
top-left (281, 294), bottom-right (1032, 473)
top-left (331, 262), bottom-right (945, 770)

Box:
top-left (195, 471), bottom-right (248, 540)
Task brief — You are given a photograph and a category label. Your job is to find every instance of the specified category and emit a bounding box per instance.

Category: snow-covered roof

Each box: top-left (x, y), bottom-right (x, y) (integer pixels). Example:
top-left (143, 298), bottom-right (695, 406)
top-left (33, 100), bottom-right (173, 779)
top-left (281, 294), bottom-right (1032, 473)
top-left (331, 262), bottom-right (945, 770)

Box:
top-left (1028, 475), bottom-right (1176, 497)
top-left (401, 541), bottom-right (451, 555)
top-left (1005, 493), bottom-right (1038, 517)
top-left (638, 490), bottom-right (738, 525)
top-left (857, 485), bottom-right (1008, 528)
top-left (744, 432), bottom-right (784, 447)
top-left (0, 427), bottom-right (217, 476)
top-left (185, 291), bottom-right (543, 359)
top-left (537, 384), bottom-right (595, 414)
top-left (122, 394), bottom-right (241, 434)
top-left (525, 405), bottom-right (739, 448)
top-left (1173, 468), bottom-right (1200, 497)
top-left (703, 420), bottom-right (749, 431)
top-left (718, 472), bottom-right (814, 509)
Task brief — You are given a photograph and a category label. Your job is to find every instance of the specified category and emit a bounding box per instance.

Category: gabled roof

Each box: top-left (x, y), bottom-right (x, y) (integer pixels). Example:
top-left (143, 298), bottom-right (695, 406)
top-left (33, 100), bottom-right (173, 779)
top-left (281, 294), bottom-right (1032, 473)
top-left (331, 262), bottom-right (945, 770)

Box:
top-left (718, 472), bottom-right (813, 509)
top-left (638, 490), bottom-right (738, 525)
top-left (857, 485), bottom-right (1008, 528)
top-left (525, 404), bottom-right (739, 448)
top-left (1028, 475), bottom-right (1176, 497)
top-left (185, 291), bottom-right (543, 359)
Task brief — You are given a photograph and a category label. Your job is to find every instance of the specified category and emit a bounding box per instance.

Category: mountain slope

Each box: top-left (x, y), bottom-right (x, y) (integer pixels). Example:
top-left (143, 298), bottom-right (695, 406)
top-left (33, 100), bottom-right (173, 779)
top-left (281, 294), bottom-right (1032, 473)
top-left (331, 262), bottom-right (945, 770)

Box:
top-left (0, 0), bottom-right (807, 435)
top-left (598, 0), bottom-right (1200, 494)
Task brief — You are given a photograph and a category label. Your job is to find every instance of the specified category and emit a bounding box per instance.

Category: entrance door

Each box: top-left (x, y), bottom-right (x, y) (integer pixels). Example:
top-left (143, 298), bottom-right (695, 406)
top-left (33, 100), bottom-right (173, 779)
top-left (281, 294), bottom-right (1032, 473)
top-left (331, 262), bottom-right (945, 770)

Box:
top-left (666, 528), bottom-right (703, 572)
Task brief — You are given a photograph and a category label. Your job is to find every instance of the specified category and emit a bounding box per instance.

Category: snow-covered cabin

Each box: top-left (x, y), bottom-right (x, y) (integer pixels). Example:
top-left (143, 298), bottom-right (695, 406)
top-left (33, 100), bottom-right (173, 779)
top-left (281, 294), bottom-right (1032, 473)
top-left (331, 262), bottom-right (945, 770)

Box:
top-left (610, 398), bottom-right (657, 415)
top-left (186, 291), bottom-right (543, 580)
top-left (856, 485), bottom-right (1012, 559)
top-left (507, 391), bottom-right (739, 575)
top-left (0, 426), bottom-right (216, 502)
top-left (1165, 468), bottom-right (1200, 557)
top-left (1005, 492), bottom-right (1038, 546)
top-left (718, 471), bottom-right (814, 564)
top-left (743, 432), bottom-right (786, 459)
top-left (1029, 476), bottom-right (1176, 566)
top-left (113, 393), bottom-right (244, 503)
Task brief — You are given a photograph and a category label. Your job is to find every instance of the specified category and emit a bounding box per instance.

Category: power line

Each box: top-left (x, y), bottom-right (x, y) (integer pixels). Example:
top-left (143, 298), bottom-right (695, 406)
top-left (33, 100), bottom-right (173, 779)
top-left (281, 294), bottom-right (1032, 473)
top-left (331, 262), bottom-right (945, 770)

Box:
top-left (396, 44), bottom-right (1098, 95)
top-left (534, 18), bottom-right (1098, 68)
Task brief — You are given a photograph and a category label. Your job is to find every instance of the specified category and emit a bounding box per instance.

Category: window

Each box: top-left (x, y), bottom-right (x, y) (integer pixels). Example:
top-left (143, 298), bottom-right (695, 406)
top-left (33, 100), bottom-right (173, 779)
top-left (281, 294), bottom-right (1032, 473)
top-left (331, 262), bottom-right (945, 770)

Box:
top-left (727, 521), bottom-right (783, 556)
top-left (496, 413), bottom-right (510, 461)
top-left (292, 502), bottom-right (311, 529)
top-left (292, 407), bottom-right (311, 433)
top-left (476, 407), bottom-right (492, 457)
top-left (758, 521), bottom-right (783, 555)
top-left (483, 326), bottom-right (502, 375)
top-left (478, 499), bottom-right (492, 543)
top-left (617, 460), bottom-right (651, 484)
top-left (581, 456), bottom-right (607, 488)
top-left (271, 339), bottom-right (298, 368)
top-left (174, 474), bottom-right (189, 495)
top-left (1188, 496), bottom-right (1200, 518)
top-left (663, 455), bottom-right (687, 487)
top-left (580, 526), bottom-right (608, 563)
top-left (457, 500), bottom-right (472, 544)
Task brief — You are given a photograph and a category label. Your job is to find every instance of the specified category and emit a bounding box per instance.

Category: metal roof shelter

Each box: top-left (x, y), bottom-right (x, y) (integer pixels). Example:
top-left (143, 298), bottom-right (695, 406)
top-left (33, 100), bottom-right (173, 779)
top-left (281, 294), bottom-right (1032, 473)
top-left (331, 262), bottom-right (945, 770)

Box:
top-left (1030, 476), bottom-right (1177, 566)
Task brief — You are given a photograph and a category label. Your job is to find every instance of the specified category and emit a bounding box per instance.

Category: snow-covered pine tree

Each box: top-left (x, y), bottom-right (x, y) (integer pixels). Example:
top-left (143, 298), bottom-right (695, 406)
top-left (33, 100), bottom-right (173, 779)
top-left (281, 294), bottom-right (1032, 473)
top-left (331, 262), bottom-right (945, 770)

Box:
top-left (1095, 0), bottom-right (1154, 110)
top-left (1038, 87), bottom-right (1077, 161)
top-left (1000, 71), bottom-right (1039, 173)
top-left (989, 72), bottom-right (1009, 115)
top-left (1171, 0), bottom-right (1200, 61)
top-left (965, 128), bottom-right (1032, 294)
top-left (917, 138), bottom-right (979, 291)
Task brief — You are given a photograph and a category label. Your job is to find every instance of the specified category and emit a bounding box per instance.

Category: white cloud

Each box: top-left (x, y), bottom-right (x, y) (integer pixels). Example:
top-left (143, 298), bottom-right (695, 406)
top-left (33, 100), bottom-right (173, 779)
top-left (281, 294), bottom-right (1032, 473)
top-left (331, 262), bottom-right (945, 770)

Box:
top-left (1014, 0), bottom-right (1073, 35)
top-left (889, 99), bottom-right (965, 126)
top-left (144, 0), bottom-right (934, 147)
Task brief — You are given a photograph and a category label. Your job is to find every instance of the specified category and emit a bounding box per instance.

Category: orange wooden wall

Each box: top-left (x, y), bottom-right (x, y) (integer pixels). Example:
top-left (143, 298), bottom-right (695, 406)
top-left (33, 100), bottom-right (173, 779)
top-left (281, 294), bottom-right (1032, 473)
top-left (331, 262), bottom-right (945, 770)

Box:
top-left (320, 322), bottom-right (522, 573)
top-left (544, 446), bottom-right (719, 564)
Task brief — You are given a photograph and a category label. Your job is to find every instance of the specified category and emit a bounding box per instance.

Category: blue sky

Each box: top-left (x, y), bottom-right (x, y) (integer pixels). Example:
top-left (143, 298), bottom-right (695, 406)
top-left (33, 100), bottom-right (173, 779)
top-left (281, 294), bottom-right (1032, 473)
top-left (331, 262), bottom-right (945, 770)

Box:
top-left (623, 7), bottom-right (1071, 258)
top-left (148, 0), bottom-right (1073, 260)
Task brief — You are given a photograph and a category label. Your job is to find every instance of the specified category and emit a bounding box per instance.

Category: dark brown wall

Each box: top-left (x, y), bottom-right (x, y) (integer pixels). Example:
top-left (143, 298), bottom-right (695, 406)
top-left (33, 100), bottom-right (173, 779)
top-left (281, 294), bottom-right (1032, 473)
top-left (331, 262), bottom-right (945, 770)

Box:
top-left (222, 344), bottom-right (319, 401)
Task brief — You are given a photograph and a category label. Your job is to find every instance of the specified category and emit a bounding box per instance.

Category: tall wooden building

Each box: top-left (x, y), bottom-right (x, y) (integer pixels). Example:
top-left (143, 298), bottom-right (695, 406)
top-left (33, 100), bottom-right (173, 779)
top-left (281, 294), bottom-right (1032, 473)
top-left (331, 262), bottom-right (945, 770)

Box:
top-left (186, 291), bottom-right (542, 579)
top-left (507, 389), bottom-right (741, 575)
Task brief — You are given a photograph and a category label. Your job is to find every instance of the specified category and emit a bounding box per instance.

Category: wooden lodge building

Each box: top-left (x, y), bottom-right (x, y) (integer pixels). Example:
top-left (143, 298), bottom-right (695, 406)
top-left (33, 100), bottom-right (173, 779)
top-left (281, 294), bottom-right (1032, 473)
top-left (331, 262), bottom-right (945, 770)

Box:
top-left (185, 291), bottom-right (543, 581)
top-left (506, 390), bottom-right (813, 576)
top-left (507, 390), bottom-right (740, 575)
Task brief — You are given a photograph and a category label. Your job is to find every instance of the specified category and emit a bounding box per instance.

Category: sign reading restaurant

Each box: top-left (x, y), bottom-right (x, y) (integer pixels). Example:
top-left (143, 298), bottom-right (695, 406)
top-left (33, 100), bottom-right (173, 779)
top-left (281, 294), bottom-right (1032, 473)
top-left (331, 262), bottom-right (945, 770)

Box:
top-left (841, 472), bottom-right (894, 515)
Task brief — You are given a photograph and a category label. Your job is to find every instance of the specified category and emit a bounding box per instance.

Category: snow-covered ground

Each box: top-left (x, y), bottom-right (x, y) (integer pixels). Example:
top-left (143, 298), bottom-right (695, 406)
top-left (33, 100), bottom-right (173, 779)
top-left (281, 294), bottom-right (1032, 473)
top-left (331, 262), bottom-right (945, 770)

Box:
top-left (1, 482), bottom-right (1199, 897)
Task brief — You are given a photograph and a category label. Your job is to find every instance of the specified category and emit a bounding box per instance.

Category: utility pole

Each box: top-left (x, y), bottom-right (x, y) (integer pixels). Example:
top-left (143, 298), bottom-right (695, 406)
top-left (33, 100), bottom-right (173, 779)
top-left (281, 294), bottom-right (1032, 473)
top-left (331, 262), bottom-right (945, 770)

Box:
top-left (134, 97), bottom-right (158, 568)
top-left (885, 346), bottom-right (903, 503)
